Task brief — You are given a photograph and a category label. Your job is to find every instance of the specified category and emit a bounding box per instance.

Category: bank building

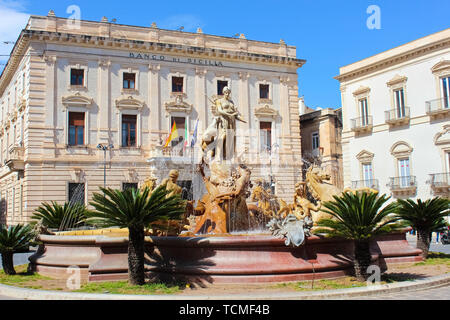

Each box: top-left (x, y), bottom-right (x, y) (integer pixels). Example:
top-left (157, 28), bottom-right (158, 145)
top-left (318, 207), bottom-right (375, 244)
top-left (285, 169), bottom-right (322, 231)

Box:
top-left (0, 12), bottom-right (305, 225)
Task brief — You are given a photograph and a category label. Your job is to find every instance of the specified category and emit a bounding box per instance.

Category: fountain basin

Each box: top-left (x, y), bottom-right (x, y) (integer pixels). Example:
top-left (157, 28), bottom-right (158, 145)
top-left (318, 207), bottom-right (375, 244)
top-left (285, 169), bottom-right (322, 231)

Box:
top-left (29, 229), bottom-right (422, 284)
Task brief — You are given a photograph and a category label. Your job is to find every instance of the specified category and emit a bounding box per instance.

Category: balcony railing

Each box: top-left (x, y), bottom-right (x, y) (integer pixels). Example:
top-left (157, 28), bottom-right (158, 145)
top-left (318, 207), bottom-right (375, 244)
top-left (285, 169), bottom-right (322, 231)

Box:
top-left (388, 176), bottom-right (417, 194)
top-left (385, 107), bottom-right (410, 125)
top-left (426, 97), bottom-right (450, 117)
top-left (429, 173), bottom-right (450, 194)
top-left (351, 179), bottom-right (379, 190)
top-left (350, 116), bottom-right (373, 132)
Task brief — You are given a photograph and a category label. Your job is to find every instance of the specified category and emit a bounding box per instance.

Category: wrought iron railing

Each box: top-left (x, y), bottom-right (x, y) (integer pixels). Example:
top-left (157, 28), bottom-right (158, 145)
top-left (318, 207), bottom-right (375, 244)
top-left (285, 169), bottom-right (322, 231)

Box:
top-left (350, 116), bottom-right (373, 130)
top-left (385, 107), bottom-right (410, 122)
top-left (388, 176), bottom-right (417, 190)
top-left (351, 179), bottom-right (379, 190)
top-left (426, 97), bottom-right (450, 114)
top-left (429, 173), bottom-right (450, 187)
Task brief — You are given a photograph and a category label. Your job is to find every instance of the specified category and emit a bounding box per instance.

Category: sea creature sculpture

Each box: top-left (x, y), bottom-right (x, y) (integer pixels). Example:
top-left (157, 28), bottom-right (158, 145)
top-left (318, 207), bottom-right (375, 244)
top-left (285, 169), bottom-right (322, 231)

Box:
top-left (267, 214), bottom-right (313, 247)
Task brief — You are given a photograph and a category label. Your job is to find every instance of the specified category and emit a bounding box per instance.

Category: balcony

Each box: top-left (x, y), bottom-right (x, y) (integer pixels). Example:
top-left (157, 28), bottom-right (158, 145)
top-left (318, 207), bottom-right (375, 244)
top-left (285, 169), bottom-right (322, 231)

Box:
top-left (429, 173), bottom-right (450, 195)
top-left (350, 116), bottom-right (373, 133)
top-left (385, 107), bottom-right (410, 126)
top-left (351, 179), bottom-right (379, 191)
top-left (388, 176), bottom-right (417, 196)
top-left (5, 144), bottom-right (24, 171)
top-left (426, 97), bottom-right (450, 119)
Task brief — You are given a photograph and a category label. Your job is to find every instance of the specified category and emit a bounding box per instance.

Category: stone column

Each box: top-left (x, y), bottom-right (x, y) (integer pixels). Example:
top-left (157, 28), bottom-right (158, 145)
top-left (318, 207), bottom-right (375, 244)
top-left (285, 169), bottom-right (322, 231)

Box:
top-left (97, 59), bottom-right (111, 144)
top-left (195, 67), bottom-right (207, 131)
top-left (43, 54), bottom-right (57, 158)
top-left (149, 63), bottom-right (161, 144)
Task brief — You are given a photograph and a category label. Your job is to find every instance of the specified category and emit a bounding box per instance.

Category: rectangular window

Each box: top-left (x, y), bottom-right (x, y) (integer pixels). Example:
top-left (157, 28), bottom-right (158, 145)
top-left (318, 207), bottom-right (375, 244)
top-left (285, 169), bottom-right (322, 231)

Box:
top-left (260, 121), bottom-right (272, 152)
top-left (123, 73), bottom-right (136, 89)
top-left (122, 183), bottom-right (138, 191)
top-left (359, 98), bottom-right (369, 126)
top-left (170, 116), bottom-right (186, 148)
top-left (394, 88), bottom-right (406, 118)
top-left (171, 76), bottom-right (184, 93)
top-left (217, 80), bottom-right (228, 95)
top-left (70, 69), bottom-right (84, 86)
top-left (398, 158), bottom-right (411, 187)
top-left (362, 163), bottom-right (373, 187)
top-left (442, 76), bottom-right (450, 108)
top-left (68, 112), bottom-right (85, 146)
top-left (259, 84), bottom-right (270, 99)
top-left (121, 114), bottom-right (137, 147)
top-left (68, 183), bottom-right (85, 205)
top-left (312, 132), bottom-right (320, 150)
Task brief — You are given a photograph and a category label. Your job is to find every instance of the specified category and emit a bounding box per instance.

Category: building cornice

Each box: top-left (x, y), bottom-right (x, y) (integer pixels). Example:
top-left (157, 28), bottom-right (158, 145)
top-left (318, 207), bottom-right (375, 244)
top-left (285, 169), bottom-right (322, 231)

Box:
top-left (335, 29), bottom-right (450, 83)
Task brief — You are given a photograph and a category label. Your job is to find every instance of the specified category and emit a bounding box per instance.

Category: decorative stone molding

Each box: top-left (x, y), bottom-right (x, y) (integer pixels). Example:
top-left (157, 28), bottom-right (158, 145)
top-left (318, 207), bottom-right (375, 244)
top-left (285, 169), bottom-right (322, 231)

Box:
top-left (356, 150), bottom-right (374, 163)
top-left (98, 59), bottom-right (111, 69)
top-left (62, 92), bottom-right (94, 110)
top-left (124, 168), bottom-right (139, 182)
top-left (254, 105), bottom-right (278, 119)
top-left (352, 86), bottom-right (371, 96)
top-left (115, 95), bottom-right (145, 111)
top-left (43, 55), bottom-right (57, 66)
top-left (434, 124), bottom-right (450, 145)
top-left (70, 168), bottom-right (85, 183)
top-left (17, 98), bottom-right (26, 113)
top-left (390, 141), bottom-right (413, 158)
top-left (386, 74), bottom-right (408, 87)
top-left (431, 60), bottom-right (450, 76)
top-left (164, 95), bottom-right (193, 115)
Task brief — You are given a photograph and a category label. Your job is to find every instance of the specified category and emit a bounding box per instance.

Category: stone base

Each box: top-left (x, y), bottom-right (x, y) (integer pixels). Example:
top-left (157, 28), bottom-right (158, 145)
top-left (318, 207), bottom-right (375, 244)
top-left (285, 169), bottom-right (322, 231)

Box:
top-left (29, 230), bottom-right (422, 284)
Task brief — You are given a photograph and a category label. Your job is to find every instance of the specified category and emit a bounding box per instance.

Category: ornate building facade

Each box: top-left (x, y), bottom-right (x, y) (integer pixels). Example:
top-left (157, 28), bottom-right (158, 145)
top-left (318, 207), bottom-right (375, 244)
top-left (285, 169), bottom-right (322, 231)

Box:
top-left (336, 28), bottom-right (450, 200)
top-left (0, 13), bottom-right (305, 224)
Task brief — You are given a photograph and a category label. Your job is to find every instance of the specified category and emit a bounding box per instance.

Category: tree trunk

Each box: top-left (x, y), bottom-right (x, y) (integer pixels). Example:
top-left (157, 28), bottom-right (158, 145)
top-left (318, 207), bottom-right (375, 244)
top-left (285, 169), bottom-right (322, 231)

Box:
top-left (1, 251), bottom-right (16, 275)
top-left (127, 226), bottom-right (145, 285)
top-left (416, 229), bottom-right (431, 259)
top-left (353, 240), bottom-right (371, 281)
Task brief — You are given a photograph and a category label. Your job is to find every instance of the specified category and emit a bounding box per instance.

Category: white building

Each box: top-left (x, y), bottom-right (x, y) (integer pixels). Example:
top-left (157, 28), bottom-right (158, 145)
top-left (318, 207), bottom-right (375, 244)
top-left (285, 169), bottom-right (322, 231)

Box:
top-left (336, 28), bottom-right (450, 200)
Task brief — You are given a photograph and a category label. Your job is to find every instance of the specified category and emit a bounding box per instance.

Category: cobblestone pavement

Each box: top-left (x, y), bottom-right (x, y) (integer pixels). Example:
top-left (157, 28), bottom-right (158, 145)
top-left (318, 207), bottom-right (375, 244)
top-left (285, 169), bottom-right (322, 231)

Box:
top-left (349, 285), bottom-right (450, 300)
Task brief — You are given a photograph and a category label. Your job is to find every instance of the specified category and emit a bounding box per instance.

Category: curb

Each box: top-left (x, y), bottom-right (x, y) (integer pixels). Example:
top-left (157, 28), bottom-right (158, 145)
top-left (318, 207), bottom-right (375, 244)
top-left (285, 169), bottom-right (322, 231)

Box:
top-left (0, 273), bottom-right (449, 300)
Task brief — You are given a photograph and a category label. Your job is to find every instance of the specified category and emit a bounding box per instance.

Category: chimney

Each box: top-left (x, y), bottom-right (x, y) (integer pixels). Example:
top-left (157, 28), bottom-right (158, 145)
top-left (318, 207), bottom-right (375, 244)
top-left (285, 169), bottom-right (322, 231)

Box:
top-left (299, 96), bottom-right (306, 115)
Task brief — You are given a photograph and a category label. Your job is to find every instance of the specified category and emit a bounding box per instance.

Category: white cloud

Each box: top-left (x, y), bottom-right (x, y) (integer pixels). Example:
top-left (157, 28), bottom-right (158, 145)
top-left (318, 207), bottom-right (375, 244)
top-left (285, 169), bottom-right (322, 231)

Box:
top-left (0, 0), bottom-right (30, 68)
top-left (158, 14), bottom-right (204, 33)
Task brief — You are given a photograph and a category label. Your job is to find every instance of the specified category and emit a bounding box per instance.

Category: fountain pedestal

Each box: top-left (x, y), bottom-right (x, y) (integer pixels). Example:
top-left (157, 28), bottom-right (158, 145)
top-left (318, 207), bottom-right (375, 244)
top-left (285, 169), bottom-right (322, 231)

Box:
top-left (29, 229), bottom-right (422, 284)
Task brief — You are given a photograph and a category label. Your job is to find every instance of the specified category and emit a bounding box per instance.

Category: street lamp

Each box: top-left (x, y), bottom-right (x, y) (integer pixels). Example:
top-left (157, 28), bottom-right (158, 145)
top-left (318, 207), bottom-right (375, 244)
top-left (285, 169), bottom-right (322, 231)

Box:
top-left (97, 144), bottom-right (114, 190)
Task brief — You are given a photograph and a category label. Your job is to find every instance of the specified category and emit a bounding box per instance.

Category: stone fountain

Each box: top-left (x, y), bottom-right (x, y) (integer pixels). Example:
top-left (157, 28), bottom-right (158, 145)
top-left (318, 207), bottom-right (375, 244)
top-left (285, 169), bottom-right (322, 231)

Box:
top-left (29, 88), bottom-right (422, 284)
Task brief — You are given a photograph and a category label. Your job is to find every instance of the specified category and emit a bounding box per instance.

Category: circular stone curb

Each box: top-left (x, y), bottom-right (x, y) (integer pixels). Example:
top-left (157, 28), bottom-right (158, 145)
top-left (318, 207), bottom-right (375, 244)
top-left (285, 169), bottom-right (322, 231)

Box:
top-left (0, 273), bottom-right (449, 300)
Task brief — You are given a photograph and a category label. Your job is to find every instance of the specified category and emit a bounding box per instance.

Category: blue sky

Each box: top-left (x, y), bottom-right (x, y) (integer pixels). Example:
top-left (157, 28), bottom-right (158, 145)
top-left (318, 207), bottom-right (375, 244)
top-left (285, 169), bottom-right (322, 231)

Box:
top-left (0, 0), bottom-right (448, 109)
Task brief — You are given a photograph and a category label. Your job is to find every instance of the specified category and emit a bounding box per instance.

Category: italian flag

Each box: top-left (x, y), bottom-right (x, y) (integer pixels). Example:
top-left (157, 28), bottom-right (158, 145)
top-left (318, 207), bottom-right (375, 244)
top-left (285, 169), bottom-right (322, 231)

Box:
top-left (183, 119), bottom-right (189, 150)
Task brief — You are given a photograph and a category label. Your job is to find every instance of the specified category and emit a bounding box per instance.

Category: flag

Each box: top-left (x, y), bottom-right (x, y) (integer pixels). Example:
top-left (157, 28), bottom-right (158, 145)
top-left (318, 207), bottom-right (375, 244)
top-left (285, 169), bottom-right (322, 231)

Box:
top-left (183, 118), bottom-right (189, 151)
top-left (191, 119), bottom-right (199, 147)
top-left (164, 121), bottom-right (179, 148)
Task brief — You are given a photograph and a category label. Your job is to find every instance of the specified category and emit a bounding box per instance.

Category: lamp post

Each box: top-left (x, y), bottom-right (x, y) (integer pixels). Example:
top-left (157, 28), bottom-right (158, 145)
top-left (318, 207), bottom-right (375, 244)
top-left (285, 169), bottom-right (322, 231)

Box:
top-left (97, 144), bottom-right (114, 190)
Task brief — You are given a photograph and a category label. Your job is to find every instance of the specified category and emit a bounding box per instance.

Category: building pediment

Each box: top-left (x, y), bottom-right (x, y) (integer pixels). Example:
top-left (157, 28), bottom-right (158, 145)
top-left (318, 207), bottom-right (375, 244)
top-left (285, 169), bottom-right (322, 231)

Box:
top-left (62, 92), bottom-right (94, 109)
top-left (254, 105), bottom-right (278, 119)
top-left (390, 141), bottom-right (413, 157)
top-left (115, 95), bottom-right (145, 110)
top-left (386, 74), bottom-right (408, 87)
top-left (431, 60), bottom-right (450, 74)
top-left (164, 95), bottom-right (193, 114)
top-left (356, 150), bottom-right (374, 163)
top-left (434, 125), bottom-right (450, 145)
top-left (352, 86), bottom-right (371, 96)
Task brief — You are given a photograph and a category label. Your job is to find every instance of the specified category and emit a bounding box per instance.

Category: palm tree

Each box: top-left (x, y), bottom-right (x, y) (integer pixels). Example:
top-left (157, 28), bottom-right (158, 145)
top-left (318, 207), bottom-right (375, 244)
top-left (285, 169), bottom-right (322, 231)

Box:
top-left (314, 192), bottom-right (401, 281)
top-left (0, 224), bottom-right (36, 275)
top-left (86, 186), bottom-right (185, 285)
top-left (31, 201), bottom-right (87, 231)
top-left (395, 197), bottom-right (449, 259)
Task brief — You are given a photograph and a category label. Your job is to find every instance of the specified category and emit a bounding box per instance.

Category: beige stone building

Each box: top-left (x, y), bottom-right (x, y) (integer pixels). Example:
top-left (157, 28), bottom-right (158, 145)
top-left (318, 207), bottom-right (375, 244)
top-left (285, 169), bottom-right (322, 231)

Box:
top-left (299, 98), bottom-right (343, 189)
top-left (0, 13), bottom-right (306, 225)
